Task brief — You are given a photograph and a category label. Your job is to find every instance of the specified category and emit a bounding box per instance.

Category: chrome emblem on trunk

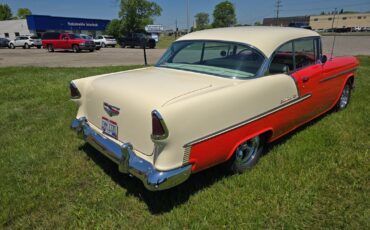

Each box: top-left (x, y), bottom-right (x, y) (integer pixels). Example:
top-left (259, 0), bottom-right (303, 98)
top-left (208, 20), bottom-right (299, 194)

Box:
top-left (104, 102), bottom-right (120, 117)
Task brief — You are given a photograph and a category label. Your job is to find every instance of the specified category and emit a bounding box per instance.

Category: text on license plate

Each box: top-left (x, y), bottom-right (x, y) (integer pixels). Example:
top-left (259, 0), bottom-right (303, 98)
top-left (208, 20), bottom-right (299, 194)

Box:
top-left (102, 117), bottom-right (118, 139)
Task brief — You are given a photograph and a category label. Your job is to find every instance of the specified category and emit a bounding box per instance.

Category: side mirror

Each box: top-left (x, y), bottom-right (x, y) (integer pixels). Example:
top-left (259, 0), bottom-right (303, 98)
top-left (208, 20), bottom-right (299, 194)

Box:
top-left (220, 50), bottom-right (227, 57)
top-left (321, 55), bottom-right (327, 64)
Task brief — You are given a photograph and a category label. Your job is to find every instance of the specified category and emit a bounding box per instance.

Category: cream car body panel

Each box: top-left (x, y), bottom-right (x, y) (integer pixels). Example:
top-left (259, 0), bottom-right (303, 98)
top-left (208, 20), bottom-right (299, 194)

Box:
top-left (177, 26), bottom-right (319, 57)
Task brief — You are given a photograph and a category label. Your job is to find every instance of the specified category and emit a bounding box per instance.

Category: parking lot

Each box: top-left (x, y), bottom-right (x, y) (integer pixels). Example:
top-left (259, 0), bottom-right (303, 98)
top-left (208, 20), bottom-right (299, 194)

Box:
top-left (0, 47), bottom-right (166, 67)
top-left (0, 36), bottom-right (369, 67)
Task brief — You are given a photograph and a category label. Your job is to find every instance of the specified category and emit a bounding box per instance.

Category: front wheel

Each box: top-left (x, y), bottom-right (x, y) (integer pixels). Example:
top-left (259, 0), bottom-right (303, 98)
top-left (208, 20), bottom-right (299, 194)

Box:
top-left (335, 80), bottom-right (352, 111)
top-left (37, 46), bottom-right (41, 49)
top-left (47, 44), bottom-right (54, 52)
top-left (24, 43), bottom-right (30, 49)
top-left (226, 135), bottom-right (264, 173)
top-left (101, 43), bottom-right (106, 48)
top-left (72, 45), bottom-right (80, 53)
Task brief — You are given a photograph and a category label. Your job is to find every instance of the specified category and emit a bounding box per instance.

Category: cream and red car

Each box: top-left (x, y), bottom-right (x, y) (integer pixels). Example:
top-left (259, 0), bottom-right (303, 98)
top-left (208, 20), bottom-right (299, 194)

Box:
top-left (71, 27), bottom-right (359, 191)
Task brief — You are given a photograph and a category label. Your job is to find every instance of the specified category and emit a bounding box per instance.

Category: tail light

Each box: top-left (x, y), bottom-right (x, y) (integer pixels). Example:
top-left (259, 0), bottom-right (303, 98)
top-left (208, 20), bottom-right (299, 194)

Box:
top-left (70, 82), bottom-right (81, 99)
top-left (151, 110), bottom-right (169, 140)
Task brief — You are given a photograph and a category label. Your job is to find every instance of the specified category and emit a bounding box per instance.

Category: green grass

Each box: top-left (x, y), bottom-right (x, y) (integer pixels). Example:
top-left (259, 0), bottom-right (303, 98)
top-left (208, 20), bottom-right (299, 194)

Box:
top-left (1, 58), bottom-right (369, 229)
top-left (156, 35), bottom-right (176, 49)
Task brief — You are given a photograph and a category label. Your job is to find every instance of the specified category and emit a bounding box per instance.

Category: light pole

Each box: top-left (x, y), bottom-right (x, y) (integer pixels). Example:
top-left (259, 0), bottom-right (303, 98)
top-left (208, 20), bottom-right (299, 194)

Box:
top-left (187, 0), bottom-right (189, 33)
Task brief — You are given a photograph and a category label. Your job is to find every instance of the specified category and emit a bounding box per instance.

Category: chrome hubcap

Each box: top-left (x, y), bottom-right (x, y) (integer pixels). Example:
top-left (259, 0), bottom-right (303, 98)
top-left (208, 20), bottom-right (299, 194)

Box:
top-left (235, 136), bottom-right (260, 164)
top-left (339, 85), bottom-right (350, 109)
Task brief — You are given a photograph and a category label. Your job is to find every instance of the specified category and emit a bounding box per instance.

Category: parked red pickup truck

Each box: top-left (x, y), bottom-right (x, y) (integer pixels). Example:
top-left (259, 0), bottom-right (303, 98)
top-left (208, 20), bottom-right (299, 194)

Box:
top-left (42, 32), bottom-right (95, 53)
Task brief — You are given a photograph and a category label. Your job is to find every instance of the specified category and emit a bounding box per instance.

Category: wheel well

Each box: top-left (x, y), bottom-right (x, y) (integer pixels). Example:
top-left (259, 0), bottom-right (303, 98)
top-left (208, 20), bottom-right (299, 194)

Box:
top-left (347, 76), bottom-right (355, 89)
top-left (261, 130), bottom-right (273, 143)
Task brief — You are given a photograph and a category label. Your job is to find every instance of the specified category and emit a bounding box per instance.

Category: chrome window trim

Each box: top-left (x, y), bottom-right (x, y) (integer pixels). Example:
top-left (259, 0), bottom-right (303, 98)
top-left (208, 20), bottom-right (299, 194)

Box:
top-left (184, 93), bottom-right (312, 148)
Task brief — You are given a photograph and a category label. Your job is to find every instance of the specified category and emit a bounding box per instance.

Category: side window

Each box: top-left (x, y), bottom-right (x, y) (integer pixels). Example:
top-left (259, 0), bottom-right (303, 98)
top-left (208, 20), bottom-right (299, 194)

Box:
top-left (269, 42), bottom-right (294, 74)
top-left (294, 39), bottom-right (316, 69)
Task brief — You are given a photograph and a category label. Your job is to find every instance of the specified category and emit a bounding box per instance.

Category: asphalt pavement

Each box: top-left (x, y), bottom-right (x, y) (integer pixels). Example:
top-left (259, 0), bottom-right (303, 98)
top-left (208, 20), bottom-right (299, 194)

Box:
top-left (0, 36), bottom-right (369, 67)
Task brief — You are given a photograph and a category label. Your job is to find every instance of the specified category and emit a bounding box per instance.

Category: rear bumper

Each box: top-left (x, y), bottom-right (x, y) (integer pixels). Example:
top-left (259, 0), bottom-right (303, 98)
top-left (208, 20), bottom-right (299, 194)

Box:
top-left (71, 117), bottom-right (192, 191)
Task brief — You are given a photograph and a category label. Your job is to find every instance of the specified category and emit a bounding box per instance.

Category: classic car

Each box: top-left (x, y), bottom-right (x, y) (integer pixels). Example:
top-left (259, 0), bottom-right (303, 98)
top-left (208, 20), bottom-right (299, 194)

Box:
top-left (71, 27), bottom-right (359, 191)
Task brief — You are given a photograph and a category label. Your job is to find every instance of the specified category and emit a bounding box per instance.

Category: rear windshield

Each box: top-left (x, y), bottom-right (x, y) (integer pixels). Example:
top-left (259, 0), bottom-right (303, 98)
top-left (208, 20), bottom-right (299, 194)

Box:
top-left (156, 40), bottom-right (266, 79)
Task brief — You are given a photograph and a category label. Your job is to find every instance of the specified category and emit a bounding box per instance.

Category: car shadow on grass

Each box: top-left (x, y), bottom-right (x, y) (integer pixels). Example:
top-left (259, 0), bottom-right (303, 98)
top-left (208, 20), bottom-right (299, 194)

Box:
top-left (80, 109), bottom-right (333, 214)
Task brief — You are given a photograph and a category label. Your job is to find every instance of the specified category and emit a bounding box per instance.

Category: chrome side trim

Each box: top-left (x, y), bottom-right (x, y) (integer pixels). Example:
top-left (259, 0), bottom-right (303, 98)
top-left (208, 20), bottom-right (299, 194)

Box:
top-left (71, 117), bottom-right (191, 191)
top-left (184, 93), bottom-right (312, 147)
top-left (183, 146), bottom-right (192, 164)
top-left (320, 68), bottom-right (357, 83)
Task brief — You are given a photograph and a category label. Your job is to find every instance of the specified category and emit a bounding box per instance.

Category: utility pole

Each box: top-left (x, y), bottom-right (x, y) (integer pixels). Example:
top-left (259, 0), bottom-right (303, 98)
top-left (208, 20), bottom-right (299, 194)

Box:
top-left (275, 0), bottom-right (282, 26)
top-left (175, 19), bottom-right (178, 38)
top-left (187, 0), bottom-right (190, 33)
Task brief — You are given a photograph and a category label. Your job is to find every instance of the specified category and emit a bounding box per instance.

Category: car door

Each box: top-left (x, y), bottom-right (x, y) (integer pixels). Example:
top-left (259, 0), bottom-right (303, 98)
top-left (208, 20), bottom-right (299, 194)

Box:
top-left (290, 37), bottom-right (330, 121)
top-left (14, 37), bottom-right (21, 46)
top-left (268, 37), bottom-right (325, 130)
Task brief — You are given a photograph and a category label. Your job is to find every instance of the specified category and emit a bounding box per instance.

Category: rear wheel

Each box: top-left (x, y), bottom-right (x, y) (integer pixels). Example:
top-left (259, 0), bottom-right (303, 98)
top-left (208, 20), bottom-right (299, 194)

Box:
top-left (24, 43), bottom-right (30, 49)
top-left (335, 80), bottom-right (352, 111)
top-left (227, 135), bottom-right (264, 173)
top-left (9, 43), bottom-right (15, 49)
top-left (72, 45), bottom-right (80, 53)
top-left (120, 42), bottom-right (126, 48)
top-left (37, 46), bottom-right (41, 49)
top-left (47, 44), bottom-right (54, 52)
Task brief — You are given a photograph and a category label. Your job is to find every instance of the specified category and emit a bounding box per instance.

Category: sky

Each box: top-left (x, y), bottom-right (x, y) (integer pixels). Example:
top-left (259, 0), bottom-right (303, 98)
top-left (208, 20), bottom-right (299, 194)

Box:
top-left (3, 0), bottom-right (370, 29)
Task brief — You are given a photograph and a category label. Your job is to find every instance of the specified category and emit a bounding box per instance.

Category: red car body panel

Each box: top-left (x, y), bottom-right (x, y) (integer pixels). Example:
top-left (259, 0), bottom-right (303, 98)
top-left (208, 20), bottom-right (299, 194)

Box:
top-left (188, 56), bottom-right (359, 173)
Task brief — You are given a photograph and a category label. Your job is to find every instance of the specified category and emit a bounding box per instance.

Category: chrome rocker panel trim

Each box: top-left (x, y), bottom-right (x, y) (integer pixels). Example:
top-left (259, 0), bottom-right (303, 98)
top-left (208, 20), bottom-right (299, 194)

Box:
top-left (71, 117), bottom-right (192, 191)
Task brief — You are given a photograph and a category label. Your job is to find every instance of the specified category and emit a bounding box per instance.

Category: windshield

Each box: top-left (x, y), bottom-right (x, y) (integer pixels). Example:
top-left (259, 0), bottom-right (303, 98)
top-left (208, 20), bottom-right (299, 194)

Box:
top-left (105, 36), bottom-right (114, 39)
top-left (156, 40), bottom-right (266, 79)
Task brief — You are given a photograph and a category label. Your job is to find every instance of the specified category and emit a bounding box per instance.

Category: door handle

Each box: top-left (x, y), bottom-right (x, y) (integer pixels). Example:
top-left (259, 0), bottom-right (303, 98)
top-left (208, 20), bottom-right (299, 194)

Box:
top-left (302, 76), bottom-right (310, 83)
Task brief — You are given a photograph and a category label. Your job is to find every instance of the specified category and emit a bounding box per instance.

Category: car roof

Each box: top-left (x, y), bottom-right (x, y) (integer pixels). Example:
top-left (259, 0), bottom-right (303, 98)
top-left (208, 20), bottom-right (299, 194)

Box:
top-left (177, 26), bottom-right (319, 57)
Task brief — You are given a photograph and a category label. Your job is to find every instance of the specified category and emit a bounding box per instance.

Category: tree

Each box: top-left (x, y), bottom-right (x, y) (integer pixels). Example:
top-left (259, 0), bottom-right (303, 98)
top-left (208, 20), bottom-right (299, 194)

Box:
top-left (17, 8), bottom-right (32, 19)
top-left (105, 19), bottom-right (122, 38)
top-left (212, 1), bottom-right (237, 28)
top-left (0, 4), bottom-right (12, 21)
top-left (195, 12), bottom-right (209, 30)
top-left (119, 0), bottom-right (162, 33)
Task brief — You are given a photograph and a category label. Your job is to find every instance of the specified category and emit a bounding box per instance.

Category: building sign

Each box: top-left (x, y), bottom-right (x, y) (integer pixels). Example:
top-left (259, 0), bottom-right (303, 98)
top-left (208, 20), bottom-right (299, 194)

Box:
top-left (67, 22), bottom-right (99, 27)
top-left (26, 15), bottom-right (110, 31)
top-left (145, 25), bottom-right (164, 33)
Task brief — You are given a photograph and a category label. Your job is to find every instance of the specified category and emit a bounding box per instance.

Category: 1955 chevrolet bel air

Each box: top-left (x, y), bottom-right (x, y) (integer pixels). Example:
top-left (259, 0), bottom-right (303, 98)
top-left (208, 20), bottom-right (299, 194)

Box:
top-left (70, 27), bottom-right (359, 191)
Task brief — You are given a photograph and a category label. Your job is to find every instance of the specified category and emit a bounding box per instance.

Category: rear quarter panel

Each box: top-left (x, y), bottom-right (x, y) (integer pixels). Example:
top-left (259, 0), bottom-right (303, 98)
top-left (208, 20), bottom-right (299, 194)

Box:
top-left (154, 74), bottom-right (299, 171)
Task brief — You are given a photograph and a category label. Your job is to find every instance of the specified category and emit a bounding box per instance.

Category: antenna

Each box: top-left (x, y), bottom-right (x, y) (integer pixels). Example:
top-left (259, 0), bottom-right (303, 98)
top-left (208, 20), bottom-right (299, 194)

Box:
top-left (275, 0), bottom-right (282, 26)
top-left (330, 8), bottom-right (337, 60)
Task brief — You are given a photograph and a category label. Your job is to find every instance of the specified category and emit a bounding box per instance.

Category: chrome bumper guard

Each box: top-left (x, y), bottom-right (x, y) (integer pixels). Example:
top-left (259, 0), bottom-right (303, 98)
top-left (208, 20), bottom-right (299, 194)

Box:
top-left (71, 117), bottom-right (192, 191)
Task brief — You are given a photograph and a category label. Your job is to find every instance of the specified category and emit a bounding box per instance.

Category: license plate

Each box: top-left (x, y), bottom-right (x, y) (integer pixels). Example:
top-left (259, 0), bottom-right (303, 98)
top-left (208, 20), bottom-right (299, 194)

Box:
top-left (102, 117), bottom-right (118, 139)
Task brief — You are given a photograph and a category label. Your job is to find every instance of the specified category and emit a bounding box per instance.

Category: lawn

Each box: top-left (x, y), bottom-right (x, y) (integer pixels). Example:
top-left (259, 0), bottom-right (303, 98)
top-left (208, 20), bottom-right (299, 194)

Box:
top-left (156, 35), bottom-right (177, 49)
top-left (0, 58), bottom-right (369, 229)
